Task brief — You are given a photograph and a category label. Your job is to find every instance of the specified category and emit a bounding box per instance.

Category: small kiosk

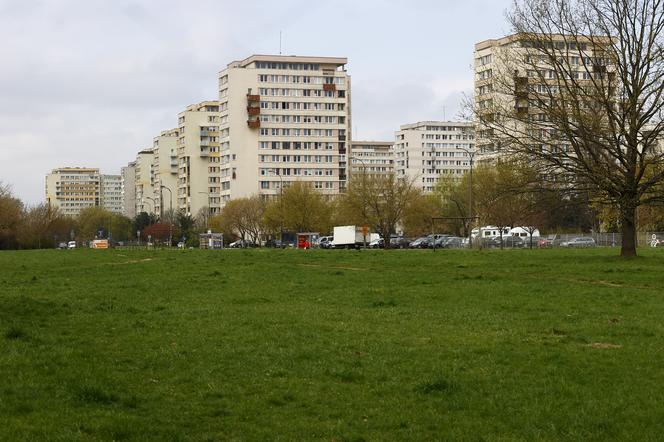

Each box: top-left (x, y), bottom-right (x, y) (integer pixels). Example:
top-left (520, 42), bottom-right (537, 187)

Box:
top-left (297, 232), bottom-right (319, 249)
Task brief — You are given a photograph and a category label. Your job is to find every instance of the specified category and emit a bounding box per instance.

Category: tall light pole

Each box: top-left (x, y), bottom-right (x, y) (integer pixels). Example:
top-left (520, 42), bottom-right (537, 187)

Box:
top-left (143, 197), bottom-right (155, 216)
top-left (270, 169), bottom-right (284, 245)
top-left (161, 185), bottom-right (173, 246)
top-left (459, 147), bottom-right (476, 249)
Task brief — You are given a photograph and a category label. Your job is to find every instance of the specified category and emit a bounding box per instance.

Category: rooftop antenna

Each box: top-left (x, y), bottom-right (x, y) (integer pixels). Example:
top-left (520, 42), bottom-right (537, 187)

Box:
top-left (279, 31), bottom-right (282, 55)
top-left (443, 106), bottom-right (447, 121)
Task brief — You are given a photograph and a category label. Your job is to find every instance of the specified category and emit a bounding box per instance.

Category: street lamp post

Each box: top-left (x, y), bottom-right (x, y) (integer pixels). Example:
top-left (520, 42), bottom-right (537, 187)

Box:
top-left (459, 147), bottom-right (476, 249)
top-left (161, 185), bottom-right (173, 246)
top-left (270, 169), bottom-right (284, 245)
top-left (143, 197), bottom-right (155, 216)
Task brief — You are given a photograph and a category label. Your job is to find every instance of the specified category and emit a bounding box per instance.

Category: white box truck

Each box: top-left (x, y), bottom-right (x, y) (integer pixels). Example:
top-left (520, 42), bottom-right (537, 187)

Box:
top-left (332, 226), bottom-right (368, 249)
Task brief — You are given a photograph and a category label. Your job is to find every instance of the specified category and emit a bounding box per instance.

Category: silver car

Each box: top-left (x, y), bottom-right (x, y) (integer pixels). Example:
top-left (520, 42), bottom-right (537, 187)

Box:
top-left (560, 237), bottom-right (596, 248)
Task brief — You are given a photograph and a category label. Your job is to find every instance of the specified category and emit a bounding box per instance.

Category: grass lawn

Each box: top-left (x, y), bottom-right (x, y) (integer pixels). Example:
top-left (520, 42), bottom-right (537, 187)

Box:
top-left (1, 248), bottom-right (664, 441)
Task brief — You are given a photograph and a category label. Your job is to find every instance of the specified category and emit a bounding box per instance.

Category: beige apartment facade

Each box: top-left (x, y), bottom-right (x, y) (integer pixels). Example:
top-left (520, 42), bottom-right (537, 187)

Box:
top-left (349, 141), bottom-right (394, 178)
top-left (217, 54), bottom-right (351, 203)
top-left (135, 149), bottom-right (155, 214)
top-left (45, 167), bottom-right (101, 217)
top-left (100, 174), bottom-right (123, 214)
top-left (473, 33), bottom-right (612, 162)
top-left (176, 102), bottom-right (221, 217)
top-left (394, 122), bottom-right (475, 193)
top-left (152, 128), bottom-right (179, 216)
top-left (121, 162), bottom-right (136, 219)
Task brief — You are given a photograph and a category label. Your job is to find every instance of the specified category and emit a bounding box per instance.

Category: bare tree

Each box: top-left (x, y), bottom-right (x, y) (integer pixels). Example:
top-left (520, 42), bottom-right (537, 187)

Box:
top-left (479, 0), bottom-right (664, 256)
top-left (218, 196), bottom-right (266, 245)
top-left (341, 173), bottom-right (420, 248)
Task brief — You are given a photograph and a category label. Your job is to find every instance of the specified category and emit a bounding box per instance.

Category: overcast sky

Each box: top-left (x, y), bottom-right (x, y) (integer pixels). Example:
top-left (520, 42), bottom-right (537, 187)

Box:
top-left (0, 0), bottom-right (512, 204)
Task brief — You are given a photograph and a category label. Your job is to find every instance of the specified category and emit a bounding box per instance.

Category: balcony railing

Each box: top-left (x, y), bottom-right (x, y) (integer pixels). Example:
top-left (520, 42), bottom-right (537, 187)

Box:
top-left (247, 119), bottom-right (261, 129)
top-left (247, 94), bottom-right (260, 102)
top-left (323, 83), bottom-right (336, 92)
top-left (247, 107), bottom-right (260, 116)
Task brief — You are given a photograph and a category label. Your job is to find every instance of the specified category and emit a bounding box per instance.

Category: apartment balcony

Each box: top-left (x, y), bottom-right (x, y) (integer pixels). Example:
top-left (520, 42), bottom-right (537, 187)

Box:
top-left (200, 138), bottom-right (211, 146)
top-left (323, 83), bottom-right (336, 92)
top-left (515, 105), bottom-right (529, 117)
top-left (247, 107), bottom-right (261, 116)
top-left (515, 90), bottom-right (529, 100)
top-left (247, 119), bottom-right (261, 129)
top-left (338, 147), bottom-right (346, 154)
top-left (200, 146), bottom-right (210, 157)
top-left (338, 134), bottom-right (346, 141)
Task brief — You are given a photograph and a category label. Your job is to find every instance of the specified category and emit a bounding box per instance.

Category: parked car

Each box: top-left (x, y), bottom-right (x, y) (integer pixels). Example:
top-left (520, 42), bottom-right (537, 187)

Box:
top-left (488, 236), bottom-right (525, 248)
top-left (421, 234), bottom-right (450, 249)
top-left (67, 240), bottom-right (77, 249)
top-left (439, 236), bottom-right (465, 248)
top-left (318, 236), bottom-right (334, 249)
top-left (560, 237), bottom-right (596, 248)
top-left (538, 234), bottom-right (559, 248)
top-left (409, 236), bottom-right (428, 248)
top-left (57, 242), bottom-right (68, 249)
top-left (389, 236), bottom-right (411, 249)
top-left (369, 238), bottom-right (384, 249)
top-left (229, 239), bottom-right (256, 248)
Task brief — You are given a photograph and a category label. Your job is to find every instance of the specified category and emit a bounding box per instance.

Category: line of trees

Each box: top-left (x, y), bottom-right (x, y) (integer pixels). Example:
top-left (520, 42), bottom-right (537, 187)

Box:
top-left (0, 182), bottom-right (204, 249)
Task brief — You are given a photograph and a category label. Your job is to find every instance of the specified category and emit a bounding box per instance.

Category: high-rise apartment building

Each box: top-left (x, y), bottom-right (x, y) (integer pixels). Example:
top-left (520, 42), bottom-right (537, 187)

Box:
top-left (176, 102), bottom-right (221, 217)
top-left (349, 141), bottom-right (394, 178)
top-left (135, 149), bottom-right (155, 214)
top-left (45, 167), bottom-right (101, 217)
top-left (121, 162), bottom-right (136, 219)
top-left (152, 128), bottom-right (179, 216)
top-left (394, 122), bottom-right (475, 193)
top-left (473, 33), bottom-right (611, 161)
top-left (217, 55), bottom-right (351, 203)
top-left (100, 174), bottom-right (123, 214)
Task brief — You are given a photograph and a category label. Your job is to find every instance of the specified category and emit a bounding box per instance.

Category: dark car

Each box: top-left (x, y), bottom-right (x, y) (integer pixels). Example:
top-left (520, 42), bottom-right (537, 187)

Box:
top-left (489, 236), bottom-right (525, 248)
top-left (408, 236), bottom-right (429, 248)
top-left (439, 236), bottom-right (465, 248)
top-left (422, 234), bottom-right (451, 249)
top-left (389, 236), bottom-right (411, 249)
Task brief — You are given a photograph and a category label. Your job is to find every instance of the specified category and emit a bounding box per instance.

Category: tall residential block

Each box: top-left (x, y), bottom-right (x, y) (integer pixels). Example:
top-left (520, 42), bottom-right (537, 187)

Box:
top-left (394, 122), bottom-right (475, 193)
top-left (152, 128), bottom-right (179, 216)
top-left (217, 55), bottom-right (351, 203)
top-left (349, 141), bottom-right (394, 178)
top-left (45, 167), bottom-right (100, 217)
top-left (121, 162), bottom-right (137, 219)
top-left (176, 102), bottom-right (221, 217)
top-left (100, 174), bottom-right (123, 214)
top-left (473, 34), bottom-right (611, 161)
top-left (135, 149), bottom-right (155, 214)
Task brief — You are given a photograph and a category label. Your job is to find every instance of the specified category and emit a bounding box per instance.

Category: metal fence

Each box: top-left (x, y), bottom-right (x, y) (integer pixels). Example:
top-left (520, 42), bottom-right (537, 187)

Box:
top-left (478, 232), bottom-right (664, 249)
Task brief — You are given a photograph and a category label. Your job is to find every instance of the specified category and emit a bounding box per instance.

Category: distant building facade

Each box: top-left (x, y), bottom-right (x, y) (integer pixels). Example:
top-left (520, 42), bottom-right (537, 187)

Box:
top-left (121, 162), bottom-right (136, 219)
top-left (135, 149), bottom-right (155, 214)
top-left (100, 174), bottom-right (123, 214)
top-left (394, 121), bottom-right (475, 193)
top-left (218, 55), bottom-right (352, 203)
top-left (349, 141), bottom-right (394, 178)
top-left (176, 102), bottom-right (220, 217)
top-left (45, 167), bottom-right (101, 217)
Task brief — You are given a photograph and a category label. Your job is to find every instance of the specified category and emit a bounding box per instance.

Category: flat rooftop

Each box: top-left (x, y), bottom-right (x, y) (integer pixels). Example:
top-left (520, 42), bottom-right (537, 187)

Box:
top-left (226, 54), bottom-right (347, 70)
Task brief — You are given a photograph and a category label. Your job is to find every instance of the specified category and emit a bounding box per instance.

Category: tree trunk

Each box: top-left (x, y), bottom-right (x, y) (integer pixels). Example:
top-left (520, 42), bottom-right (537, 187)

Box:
top-left (620, 204), bottom-right (637, 257)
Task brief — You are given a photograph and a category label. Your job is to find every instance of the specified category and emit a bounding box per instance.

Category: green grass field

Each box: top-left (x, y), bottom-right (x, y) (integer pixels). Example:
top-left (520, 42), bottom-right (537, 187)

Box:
top-left (1, 248), bottom-right (664, 441)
